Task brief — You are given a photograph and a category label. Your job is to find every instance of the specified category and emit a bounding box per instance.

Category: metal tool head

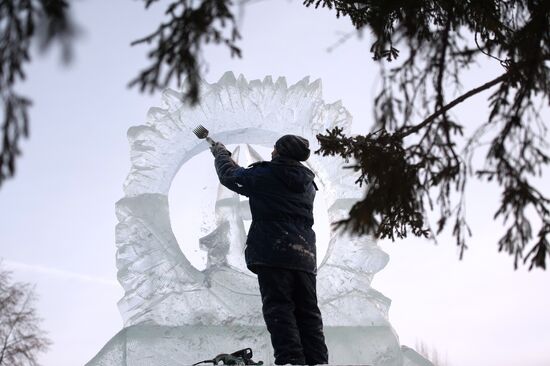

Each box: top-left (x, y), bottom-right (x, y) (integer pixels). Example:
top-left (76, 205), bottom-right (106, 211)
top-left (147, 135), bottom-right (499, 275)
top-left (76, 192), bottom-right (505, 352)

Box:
top-left (192, 124), bottom-right (209, 139)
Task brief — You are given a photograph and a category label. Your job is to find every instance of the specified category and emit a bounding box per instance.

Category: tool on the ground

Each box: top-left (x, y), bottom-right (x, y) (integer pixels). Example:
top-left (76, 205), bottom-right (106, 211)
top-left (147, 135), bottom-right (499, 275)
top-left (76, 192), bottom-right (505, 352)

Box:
top-left (193, 124), bottom-right (216, 146)
top-left (192, 348), bottom-right (263, 366)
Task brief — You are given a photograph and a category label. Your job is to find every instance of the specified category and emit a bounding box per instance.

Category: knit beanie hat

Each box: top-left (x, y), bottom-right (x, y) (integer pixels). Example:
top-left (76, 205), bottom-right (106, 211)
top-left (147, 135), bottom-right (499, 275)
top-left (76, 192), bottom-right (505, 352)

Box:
top-left (274, 135), bottom-right (310, 161)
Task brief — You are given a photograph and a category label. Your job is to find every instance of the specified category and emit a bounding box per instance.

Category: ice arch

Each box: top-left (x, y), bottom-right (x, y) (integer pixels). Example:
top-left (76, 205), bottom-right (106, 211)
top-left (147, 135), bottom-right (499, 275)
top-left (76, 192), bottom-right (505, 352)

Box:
top-left (87, 73), bottom-right (433, 366)
top-left (168, 143), bottom-right (333, 272)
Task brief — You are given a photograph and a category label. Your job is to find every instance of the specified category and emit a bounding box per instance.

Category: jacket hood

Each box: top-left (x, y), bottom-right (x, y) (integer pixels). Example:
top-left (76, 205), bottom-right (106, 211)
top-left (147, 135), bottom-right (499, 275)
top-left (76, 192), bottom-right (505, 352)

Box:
top-left (270, 156), bottom-right (316, 193)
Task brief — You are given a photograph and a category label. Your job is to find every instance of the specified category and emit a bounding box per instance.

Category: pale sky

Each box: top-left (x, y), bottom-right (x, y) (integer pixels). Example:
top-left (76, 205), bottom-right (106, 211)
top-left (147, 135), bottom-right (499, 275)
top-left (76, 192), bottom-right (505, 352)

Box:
top-left (0, 1), bottom-right (549, 366)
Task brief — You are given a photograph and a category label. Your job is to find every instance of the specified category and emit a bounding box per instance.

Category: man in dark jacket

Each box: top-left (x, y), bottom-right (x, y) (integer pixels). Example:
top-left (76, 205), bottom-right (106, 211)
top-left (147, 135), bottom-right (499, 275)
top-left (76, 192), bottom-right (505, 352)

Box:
top-left (210, 135), bottom-right (329, 365)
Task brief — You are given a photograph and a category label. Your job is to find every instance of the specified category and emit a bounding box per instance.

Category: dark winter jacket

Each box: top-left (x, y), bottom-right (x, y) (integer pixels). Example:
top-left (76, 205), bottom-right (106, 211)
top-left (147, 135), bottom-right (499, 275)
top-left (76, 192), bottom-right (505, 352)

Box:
top-left (214, 149), bottom-right (318, 274)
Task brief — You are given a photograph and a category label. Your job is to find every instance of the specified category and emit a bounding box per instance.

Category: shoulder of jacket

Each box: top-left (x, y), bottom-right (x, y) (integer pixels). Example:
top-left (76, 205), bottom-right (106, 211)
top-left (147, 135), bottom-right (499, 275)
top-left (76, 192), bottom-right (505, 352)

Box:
top-left (247, 161), bottom-right (270, 169)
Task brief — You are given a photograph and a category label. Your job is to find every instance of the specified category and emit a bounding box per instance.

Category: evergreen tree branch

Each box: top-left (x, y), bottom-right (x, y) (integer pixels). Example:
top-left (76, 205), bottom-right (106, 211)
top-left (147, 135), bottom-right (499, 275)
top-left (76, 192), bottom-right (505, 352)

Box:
top-left (0, 0), bottom-right (74, 188)
top-left (397, 72), bottom-right (509, 138)
top-left (129, 0), bottom-right (242, 104)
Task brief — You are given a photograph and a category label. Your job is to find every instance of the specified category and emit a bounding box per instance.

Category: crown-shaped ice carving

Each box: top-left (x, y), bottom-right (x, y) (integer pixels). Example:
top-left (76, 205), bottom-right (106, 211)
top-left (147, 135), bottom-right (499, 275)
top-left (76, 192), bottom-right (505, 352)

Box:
top-left (123, 72), bottom-right (353, 198)
top-left (115, 72), bottom-right (390, 328)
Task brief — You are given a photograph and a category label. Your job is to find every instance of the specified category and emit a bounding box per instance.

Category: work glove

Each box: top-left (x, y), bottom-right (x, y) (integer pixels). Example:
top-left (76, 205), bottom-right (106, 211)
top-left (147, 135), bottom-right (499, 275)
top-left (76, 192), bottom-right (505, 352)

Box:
top-left (210, 142), bottom-right (231, 157)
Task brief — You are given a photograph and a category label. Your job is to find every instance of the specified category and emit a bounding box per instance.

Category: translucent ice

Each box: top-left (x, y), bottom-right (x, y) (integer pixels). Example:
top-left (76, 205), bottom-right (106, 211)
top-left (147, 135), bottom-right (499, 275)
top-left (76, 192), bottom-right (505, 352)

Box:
top-left (88, 73), bottom-right (433, 366)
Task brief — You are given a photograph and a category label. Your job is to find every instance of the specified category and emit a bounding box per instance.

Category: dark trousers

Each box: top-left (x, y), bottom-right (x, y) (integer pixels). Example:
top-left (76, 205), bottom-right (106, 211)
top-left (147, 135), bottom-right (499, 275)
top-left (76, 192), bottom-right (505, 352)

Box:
top-left (256, 267), bottom-right (329, 365)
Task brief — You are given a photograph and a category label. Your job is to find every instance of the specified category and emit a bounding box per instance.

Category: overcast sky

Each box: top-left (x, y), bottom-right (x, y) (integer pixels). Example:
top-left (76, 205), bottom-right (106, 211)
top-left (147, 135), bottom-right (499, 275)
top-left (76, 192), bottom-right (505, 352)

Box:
top-left (0, 1), bottom-right (549, 366)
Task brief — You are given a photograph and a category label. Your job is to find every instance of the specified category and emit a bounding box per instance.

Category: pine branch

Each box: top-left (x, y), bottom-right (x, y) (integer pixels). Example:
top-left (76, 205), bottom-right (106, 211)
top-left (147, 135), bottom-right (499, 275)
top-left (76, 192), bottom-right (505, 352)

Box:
top-left (129, 0), bottom-right (242, 104)
top-left (398, 72), bottom-right (509, 138)
top-left (0, 0), bottom-right (74, 188)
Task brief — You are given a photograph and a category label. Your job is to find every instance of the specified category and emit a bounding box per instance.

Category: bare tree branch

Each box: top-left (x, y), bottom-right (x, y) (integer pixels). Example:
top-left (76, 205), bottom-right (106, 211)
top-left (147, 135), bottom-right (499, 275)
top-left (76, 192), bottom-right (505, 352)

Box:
top-left (0, 265), bottom-right (50, 366)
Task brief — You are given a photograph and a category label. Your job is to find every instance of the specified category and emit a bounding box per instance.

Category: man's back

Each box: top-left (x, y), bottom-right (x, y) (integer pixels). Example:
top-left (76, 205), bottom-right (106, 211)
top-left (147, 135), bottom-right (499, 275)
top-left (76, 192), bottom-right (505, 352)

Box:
top-left (214, 153), bottom-right (318, 274)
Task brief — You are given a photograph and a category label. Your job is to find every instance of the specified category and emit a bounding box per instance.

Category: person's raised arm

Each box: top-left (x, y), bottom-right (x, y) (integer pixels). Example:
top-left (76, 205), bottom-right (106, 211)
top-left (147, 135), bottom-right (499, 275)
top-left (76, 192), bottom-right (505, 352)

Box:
top-left (211, 142), bottom-right (252, 196)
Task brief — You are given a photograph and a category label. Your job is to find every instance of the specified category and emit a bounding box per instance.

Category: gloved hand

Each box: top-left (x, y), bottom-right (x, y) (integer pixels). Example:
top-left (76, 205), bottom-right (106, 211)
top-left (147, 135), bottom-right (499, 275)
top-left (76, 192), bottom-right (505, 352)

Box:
top-left (210, 142), bottom-right (230, 157)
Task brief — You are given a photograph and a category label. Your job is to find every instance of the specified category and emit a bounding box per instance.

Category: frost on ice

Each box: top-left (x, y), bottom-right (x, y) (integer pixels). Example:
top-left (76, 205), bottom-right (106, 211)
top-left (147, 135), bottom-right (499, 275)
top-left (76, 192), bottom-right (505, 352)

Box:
top-left (87, 72), bottom-right (433, 366)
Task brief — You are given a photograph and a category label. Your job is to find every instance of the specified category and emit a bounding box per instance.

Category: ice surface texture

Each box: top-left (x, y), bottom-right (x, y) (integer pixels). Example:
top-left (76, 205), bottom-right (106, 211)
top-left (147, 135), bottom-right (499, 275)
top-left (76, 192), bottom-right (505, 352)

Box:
top-left (116, 71), bottom-right (390, 328)
top-left (91, 72), bottom-right (433, 366)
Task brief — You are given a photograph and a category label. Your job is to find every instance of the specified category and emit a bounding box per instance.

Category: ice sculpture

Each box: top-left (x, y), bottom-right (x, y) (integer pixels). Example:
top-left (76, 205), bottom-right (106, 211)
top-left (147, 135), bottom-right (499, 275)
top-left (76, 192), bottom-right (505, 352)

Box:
top-left (87, 73), bottom-right (433, 366)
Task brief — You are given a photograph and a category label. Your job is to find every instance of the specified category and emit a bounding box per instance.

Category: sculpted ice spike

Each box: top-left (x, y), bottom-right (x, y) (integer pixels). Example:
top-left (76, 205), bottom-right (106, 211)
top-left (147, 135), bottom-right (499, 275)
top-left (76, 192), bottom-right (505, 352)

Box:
top-left (213, 146), bottom-right (248, 271)
top-left (246, 144), bottom-right (265, 163)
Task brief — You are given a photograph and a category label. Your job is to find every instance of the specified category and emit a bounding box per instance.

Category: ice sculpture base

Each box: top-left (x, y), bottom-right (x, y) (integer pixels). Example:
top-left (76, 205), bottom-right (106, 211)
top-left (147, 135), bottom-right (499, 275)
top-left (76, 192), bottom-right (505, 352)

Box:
top-left (86, 325), bottom-right (433, 366)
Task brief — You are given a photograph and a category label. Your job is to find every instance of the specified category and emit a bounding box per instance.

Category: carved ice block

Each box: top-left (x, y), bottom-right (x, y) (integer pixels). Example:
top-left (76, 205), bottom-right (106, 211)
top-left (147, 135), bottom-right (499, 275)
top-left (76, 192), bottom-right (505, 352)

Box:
top-left (88, 73), bottom-right (433, 366)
